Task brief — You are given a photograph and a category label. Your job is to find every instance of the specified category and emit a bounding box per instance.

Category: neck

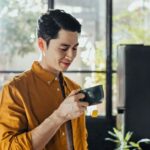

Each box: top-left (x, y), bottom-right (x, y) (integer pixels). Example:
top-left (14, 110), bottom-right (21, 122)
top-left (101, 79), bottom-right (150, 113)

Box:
top-left (39, 59), bottom-right (60, 76)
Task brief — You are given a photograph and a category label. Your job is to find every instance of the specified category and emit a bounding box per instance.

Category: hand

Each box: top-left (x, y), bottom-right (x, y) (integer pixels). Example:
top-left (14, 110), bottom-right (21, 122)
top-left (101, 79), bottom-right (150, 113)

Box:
top-left (55, 89), bottom-right (89, 122)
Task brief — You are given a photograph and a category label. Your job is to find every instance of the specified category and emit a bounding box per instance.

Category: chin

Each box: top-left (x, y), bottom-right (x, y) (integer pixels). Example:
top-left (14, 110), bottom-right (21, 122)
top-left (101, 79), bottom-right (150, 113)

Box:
top-left (59, 67), bottom-right (68, 72)
top-left (59, 62), bottom-right (70, 71)
top-left (62, 68), bottom-right (68, 72)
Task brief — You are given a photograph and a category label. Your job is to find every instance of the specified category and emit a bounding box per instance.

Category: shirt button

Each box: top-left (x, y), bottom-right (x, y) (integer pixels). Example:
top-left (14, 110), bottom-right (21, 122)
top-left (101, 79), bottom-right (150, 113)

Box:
top-left (62, 132), bottom-right (65, 136)
top-left (47, 81), bottom-right (51, 85)
top-left (57, 88), bottom-right (60, 91)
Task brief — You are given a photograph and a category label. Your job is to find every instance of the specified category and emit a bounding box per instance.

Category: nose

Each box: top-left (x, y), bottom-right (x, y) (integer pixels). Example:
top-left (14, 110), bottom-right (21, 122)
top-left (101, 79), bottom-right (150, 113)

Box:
top-left (66, 49), bottom-right (76, 60)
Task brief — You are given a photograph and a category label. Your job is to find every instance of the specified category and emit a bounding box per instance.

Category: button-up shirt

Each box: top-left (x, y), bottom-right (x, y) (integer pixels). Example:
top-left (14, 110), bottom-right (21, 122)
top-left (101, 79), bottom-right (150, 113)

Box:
top-left (0, 61), bottom-right (88, 150)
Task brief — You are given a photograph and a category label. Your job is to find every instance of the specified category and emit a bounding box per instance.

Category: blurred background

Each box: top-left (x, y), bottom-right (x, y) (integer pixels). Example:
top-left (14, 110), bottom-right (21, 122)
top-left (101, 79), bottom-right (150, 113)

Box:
top-left (1, 0), bottom-right (150, 149)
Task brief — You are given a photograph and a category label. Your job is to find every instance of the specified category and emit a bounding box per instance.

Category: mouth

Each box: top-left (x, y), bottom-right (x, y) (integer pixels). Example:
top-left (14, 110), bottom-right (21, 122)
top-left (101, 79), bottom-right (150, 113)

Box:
top-left (60, 61), bottom-right (71, 68)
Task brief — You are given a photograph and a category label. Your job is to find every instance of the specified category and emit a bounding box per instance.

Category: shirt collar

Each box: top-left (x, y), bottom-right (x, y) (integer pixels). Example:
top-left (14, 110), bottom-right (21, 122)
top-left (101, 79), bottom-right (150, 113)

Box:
top-left (31, 61), bottom-right (58, 84)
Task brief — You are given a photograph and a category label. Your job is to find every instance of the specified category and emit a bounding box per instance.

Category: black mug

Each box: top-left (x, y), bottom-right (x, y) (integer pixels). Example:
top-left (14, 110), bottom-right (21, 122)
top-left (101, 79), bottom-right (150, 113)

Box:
top-left (79, 85), bottom-right (104, 106)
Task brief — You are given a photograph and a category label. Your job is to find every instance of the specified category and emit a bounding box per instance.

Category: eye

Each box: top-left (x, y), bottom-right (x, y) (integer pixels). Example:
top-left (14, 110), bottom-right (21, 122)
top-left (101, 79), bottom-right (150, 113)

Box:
top-left (73, 47), bottom-right (78, 51)
top-left (59, 47), bottom-right (68, 51)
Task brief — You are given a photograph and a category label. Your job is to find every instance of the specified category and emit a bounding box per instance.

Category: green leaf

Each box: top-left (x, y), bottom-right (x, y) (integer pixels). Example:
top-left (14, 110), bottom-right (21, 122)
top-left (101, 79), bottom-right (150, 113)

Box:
top-left (105, 138), bottom-right (119, 143)
top-left (125, 132), bottom-right (133, 142)
top-left (138, 138), bottom-right (150, 144)
top-left (108, 131), bottom-right (118, 138)
top-left (116, 145), bottom-right (131, 150)
top-left (129, 141), bottom-right (139, 147)
top-left (113, 128), bottom-right (123, 141)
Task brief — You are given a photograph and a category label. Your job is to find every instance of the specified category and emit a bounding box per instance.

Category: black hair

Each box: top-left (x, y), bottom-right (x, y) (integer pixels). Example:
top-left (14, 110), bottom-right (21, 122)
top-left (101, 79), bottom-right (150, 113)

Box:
top-left (37, 9), bottom-right (81, 46)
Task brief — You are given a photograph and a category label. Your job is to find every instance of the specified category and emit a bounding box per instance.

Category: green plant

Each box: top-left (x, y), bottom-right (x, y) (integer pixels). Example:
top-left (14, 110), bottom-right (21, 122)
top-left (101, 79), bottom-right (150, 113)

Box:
top-left (105, 128), bottom-right (150, 150)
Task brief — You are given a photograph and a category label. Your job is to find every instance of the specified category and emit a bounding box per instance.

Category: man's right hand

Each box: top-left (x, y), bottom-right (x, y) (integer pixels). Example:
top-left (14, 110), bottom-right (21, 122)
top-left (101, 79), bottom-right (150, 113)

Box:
top-left (55, 89), bottom-right (89, 123)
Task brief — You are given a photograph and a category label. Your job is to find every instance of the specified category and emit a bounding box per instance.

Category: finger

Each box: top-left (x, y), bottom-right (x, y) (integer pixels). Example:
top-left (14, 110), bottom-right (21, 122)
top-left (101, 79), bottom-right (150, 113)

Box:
top-left (79, 107), bottom-right (86, 114)
top-left (74, 93), bottom-right (85, 101)
top-left (66, 113), bottom-right (72, 120)
top-left (70, 106), bottom-right (86, 119)
top-left (78, 101), bottom-right (89, 107)
top-left (74, 103), bottom-right (87, 112)
top-left (68, 89), bottom-right (81, 96)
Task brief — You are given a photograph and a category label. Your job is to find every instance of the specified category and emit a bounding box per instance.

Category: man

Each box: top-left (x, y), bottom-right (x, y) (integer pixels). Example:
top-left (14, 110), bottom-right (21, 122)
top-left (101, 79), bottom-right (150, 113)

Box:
top-left (0, 9), bottom-right (89, 150)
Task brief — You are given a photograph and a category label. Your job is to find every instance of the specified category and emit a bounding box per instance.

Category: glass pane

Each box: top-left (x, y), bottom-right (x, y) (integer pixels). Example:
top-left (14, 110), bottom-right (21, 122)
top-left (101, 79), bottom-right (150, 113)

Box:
top-left (113, 0), bottom-right (150, 115)
top-left (0, 73), bottom-right (20, 90)
top-left (0, 0), bottom-right (47, 70)
top-left (112, 73), bottom-right (117, 115)
top-left (55, 0), bottom-right (106, 115)
top-left (55, 0), bottom-right (106, 71)
top-left (113, 0), bottom-right (150, 70)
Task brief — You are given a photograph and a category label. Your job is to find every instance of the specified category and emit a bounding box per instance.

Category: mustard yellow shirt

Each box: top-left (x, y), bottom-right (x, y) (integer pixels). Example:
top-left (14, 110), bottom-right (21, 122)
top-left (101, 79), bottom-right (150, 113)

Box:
top-left (0, 61), bottom-right (88, 150)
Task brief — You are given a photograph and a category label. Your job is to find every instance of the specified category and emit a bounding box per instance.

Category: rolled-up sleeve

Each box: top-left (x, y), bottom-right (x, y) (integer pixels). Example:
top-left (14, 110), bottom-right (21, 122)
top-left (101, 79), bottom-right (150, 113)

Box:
top-left (0, 84), bottom-right (32, 149)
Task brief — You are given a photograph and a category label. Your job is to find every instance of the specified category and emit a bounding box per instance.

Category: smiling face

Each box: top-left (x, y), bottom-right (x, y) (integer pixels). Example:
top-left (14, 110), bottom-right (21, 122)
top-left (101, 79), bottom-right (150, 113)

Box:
top-left (38, 29), bottom-right (79, 75)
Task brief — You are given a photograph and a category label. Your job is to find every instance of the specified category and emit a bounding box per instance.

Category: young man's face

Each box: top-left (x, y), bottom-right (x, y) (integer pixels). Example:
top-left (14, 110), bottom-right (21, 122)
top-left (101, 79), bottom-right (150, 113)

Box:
top-left (42, 29), bottom-right (79, 74)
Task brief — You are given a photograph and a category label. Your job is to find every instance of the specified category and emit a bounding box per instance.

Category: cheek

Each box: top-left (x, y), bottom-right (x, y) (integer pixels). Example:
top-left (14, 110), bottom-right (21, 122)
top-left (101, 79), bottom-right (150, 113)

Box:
top-left (73, 51), bottom-right (77, 58)
top-left (55, 52), bottom-right (66, 64)
top-left (45, 50), bottom-right (55, 64)
top-left (57, 51), bottom-right (66, 60)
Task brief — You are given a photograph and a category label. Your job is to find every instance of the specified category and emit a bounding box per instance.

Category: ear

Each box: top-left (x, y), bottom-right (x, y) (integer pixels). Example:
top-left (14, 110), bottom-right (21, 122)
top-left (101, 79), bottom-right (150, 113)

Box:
top-left (38, 37), bottom-right (47, 52)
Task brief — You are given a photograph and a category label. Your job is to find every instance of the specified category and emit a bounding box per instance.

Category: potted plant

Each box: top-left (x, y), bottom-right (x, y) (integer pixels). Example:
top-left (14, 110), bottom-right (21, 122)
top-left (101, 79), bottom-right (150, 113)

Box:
top-left (105, 128), bottom-right (150, 150)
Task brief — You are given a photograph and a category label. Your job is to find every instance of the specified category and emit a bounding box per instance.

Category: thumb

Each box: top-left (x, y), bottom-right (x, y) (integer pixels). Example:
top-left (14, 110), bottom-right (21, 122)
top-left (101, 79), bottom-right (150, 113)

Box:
top-left (68, 89), bottom-right (81, 96)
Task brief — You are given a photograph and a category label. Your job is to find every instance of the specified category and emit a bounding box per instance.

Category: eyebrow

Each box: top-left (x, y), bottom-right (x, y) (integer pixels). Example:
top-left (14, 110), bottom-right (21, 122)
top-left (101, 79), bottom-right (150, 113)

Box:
top-left (60, 43), bottom-right (79, 47)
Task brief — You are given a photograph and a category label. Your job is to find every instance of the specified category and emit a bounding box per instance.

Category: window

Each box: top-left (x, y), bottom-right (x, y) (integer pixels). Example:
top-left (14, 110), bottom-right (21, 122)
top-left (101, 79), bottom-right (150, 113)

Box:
top-left (0, 0), bottom-right (47, 89)
top-left (55, 0), bottom-right (106, 115)
top-left (113, 0), bottom-right (150, 115)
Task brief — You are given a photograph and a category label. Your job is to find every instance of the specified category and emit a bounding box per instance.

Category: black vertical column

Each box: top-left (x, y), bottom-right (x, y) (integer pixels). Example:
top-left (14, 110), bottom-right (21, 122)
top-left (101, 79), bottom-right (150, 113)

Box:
top-left (106, 0), bottom-right (113, 121)
top-left (48, 0), bottom-right (54, 9)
